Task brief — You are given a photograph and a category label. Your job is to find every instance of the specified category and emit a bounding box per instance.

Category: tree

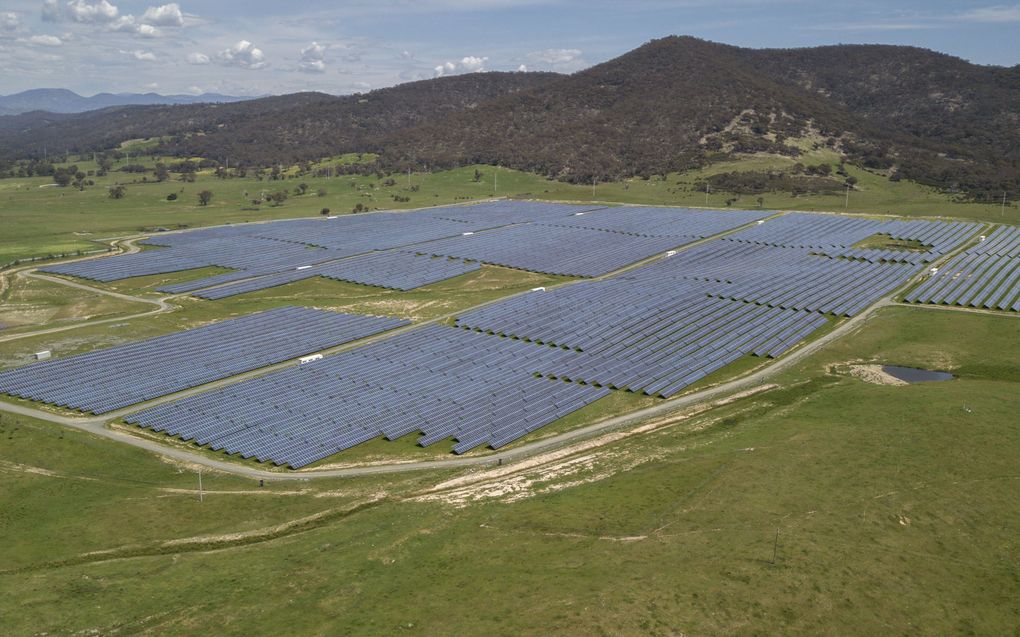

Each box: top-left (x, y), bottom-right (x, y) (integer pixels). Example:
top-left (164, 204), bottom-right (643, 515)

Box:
top-left (166, 193), bottom-right (178, 201)
top-left (108, 184), bottom-right (126, 199)
top-left (268, 190), bottom-right (288, 206)
top-left (317, 188), bottom-right (327, 197)
top-left (97, 155), bottom-right (113, 176)
top-left (352, 202), bottom-right (366, 213)
top-left (179, 171), bottom-right (196, 183)
top-left (320, 207), bottom-right (331, 216)
top-left (295, 182), bottom-right (309, 195)
top-left (52, 169), bottom-right (72, 188)
top-left (154, 163), bottom-right (169, 182)
top-left (473, 168), bottom-right (483, 182)
top-left (197, 190), bottom-right (214, 206)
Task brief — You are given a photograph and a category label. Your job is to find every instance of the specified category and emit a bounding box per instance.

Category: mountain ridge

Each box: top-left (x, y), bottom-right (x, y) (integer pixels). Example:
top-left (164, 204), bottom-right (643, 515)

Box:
top-left (0, 37), bottom-right (1016, 200)
top-left (0, 88), bottom-right (253, 116)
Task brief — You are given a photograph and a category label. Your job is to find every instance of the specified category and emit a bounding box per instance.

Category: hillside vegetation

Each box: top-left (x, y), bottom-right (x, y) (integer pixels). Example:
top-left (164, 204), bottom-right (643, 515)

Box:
top-left (1, 37), bottom-right (1017, 201)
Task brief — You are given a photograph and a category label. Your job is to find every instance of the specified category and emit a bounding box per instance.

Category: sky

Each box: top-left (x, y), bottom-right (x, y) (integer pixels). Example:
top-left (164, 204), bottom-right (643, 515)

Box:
top-left (0, 0), bottom-right (1018, 97)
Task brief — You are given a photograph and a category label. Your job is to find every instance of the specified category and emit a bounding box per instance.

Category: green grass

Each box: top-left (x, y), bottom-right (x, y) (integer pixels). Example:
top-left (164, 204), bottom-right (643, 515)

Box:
top-left (528, 159), bottom-right (1019, 225)
top-left (0, 306), bottom-right (1018, 635)
top-left (852, 233), bottom-right (930, 252)
top-left (0, 274), bottom-right (151, 331)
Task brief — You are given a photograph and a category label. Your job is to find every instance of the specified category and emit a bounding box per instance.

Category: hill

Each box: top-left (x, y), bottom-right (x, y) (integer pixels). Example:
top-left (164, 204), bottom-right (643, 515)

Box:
top-left (0, 73), bottom-right (561, 166)
top-left (0, 88), bottom-right (250, 116)
top-left (0, 37), bottom-right (1016, 200)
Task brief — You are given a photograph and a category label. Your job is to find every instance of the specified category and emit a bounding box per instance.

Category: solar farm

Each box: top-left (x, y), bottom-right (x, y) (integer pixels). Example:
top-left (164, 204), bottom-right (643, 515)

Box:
top-left (4, 200), bottom-right (1018, 469)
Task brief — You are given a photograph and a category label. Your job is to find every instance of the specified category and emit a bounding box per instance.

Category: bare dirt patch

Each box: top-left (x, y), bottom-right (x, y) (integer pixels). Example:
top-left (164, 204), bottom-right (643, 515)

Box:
top-left (850, 364), bottom-right (908, 386)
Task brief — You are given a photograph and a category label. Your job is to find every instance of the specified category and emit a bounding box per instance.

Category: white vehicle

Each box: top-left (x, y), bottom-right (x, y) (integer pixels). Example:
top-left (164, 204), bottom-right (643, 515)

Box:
top-left (299, 354), bottom-right (324, 364)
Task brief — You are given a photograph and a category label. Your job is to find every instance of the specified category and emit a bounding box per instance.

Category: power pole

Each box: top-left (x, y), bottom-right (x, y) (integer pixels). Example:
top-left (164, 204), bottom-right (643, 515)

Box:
top-left (771, 528), bottom-right (780, 564)
top-left (1003, 191), bottom-right (1008, 218)
top-left (592, 176), bottom-right (597, 198)
top-left (845, 184), bottom-right (850, 210)
top-left (198, 469), bottom-right (203, 502)
top-left (494, 165), bottom-right (498, 195)
top-left (705, 183), bottom-right (710, 206)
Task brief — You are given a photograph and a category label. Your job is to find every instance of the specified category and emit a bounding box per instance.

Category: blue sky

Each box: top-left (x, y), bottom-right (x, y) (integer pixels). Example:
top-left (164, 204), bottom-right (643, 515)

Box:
top-left (0, 1), bottom-right (1017, 96)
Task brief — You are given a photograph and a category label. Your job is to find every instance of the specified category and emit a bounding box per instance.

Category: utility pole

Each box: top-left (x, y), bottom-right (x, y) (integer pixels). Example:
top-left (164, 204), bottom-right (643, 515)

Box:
top-left (771, 528), bottom-right (780, 564)
top-left (1003, 191), bottom-right (1008, 218)
top-left (198, 469), bottom-right (203, 502)
top-left (845, 184), bottom-right (850, 210)
top-left (494, 165), bottom-right (498, 195)
top-left (705, 183), bottom-right (710, 206)
top-left (407, 166), bottom-right (411, 188)
top-left (592, 176), bottom-right (597, 198)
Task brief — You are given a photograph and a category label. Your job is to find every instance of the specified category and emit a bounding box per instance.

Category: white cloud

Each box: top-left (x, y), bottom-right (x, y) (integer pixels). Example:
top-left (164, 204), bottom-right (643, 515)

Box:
top-left (958, 5), bottom-right (1020, 22)
top-left (25, 34), bottom-right (63, 46)
top-left (433, 55), bottom-right (488, 77)
top-left (218, 40), bottom-right (267, 69)
top-left (517, 63), bottom-right (528, 72)
top-left (66, 0), bottom-right (120, 24)
top-left (526, 48), bottom-right (582, 65)
top-left (186, 51), bottom-right (209, 64)
top-left (299, 40), bottom-right (326, 73)
top-left (126, 49), bottom-right (157, 61)
top-left (187, 85), bottom-right (202, 94)
top-left (459, 55), bottom-right (487, 72)
top-left (1, 12), bottom-right (20, 31)
top-left (145, 81), bottom-right (159, 90)
top-left (523, 48), bottom-right (586, 71)
top-left (108, 15), bottom-right (161, 37)
top-left (41, 0), bottom-right (60, 22)
top-left (141, 3), bottom-right (184, 27)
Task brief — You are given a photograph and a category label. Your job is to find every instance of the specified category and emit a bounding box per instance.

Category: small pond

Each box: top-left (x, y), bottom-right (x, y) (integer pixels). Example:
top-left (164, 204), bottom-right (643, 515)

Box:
top-left (882, 365), bottom-right (955, 383)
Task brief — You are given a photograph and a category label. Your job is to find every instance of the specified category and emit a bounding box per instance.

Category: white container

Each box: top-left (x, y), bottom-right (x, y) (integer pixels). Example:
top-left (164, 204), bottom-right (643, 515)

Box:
top-left (299, 354), bottom-right (323, 364)
top-left (35, 350), bottom-right (52, 360)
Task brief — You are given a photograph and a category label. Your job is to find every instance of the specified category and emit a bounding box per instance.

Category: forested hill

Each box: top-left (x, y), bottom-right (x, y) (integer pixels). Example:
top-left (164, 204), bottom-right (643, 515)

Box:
top-left (378, 37), bottom-right (1020, 199)
top-left (1, 37), bottom-right (1017, 200)
top-left (0, 73), bottom-right (561, 166)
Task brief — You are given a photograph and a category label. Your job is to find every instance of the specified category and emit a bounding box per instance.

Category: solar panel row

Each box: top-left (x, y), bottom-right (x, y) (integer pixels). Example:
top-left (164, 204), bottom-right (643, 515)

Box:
top-left (193, 252), bottom-right (480, 300)
top-left (456, 278), bottom-right (828, 397)
top-left (904, 225), bottom-right (1020, 311)
top-left (540, 206), bottom-right (771, 238)
top-left (0, 307), bottom-right (408, 414)
top-left (125, 325), bottom-right (610, 467)
top-left (729, 212), bottom-right (981, 264)
top-left (39, 202), bottom-right (769, 288)
top-left (622, 240), bottom-right (925, 316)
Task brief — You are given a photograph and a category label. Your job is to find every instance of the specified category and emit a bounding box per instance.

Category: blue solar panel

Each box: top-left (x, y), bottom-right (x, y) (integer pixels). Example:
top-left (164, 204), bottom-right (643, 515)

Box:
top-left (0, 307), bottom-right (408, 414)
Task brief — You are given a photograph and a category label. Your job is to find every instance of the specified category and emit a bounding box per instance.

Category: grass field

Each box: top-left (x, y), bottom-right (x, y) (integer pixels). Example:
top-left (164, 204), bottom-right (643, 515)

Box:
top-left (2, 154), bottom-right (1015, 265)
top-left (1, 305), bottom-right (1017, 635)
top-left (0, 273), bottom-right (151, 332)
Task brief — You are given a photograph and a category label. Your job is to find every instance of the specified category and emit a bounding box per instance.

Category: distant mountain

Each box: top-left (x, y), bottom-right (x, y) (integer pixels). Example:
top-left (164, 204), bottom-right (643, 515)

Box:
top-left (0, 73), bottom-right (562, 165)
top-left (0, 38), bottom-right (1017, 200)
top-left (0, 88), bottom-right (251, 115)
